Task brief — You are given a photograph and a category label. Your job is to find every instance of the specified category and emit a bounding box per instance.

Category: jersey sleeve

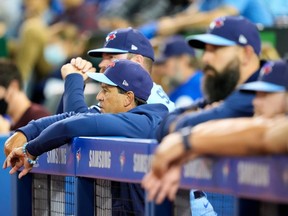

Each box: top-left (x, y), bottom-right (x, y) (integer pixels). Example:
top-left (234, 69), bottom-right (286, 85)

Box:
top-left (174, 91), bottom-right (255, 131)
top-left (62, 74), bottom-right (89, 113)
top-left (148, 83), bottom-right (175, 112)
top-left (17, 112), bottom-right (77, 141)
top-left (25, 112), bottom-right (153, 156)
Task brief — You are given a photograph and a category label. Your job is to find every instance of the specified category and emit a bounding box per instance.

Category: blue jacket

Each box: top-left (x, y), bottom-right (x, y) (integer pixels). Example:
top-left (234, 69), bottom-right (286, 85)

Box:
top-left (157, 61), bottom-right (264, 141)
top-left (20, 104), bottom-right (167, 155)
top-left (20, 74), bottom-right (168, 216)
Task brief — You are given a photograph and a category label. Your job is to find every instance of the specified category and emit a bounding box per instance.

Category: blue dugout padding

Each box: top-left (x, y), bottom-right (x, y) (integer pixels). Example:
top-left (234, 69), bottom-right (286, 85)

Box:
top-left (31, 143), bottom-right (75, 176)
top-left (74, 137), bottom-right (158, 181)
top-left (0, 134), bottom-right (12, 216)
top-left (4, 136), bottom-right (288, 215)
top-left (180, 156), bottom-right (288, 203)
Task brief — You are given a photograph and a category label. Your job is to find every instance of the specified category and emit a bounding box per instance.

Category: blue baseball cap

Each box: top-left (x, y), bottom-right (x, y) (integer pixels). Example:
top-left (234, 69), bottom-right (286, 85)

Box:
top-left (88, 27), bottom-right (154, 61)
top-left (156, 35), bottom-right (195, 63)
top-left (240, 60), bottom-right (288, 92)
top-left (87, 59), bottom-right (153, 101)
top-left (186, 16), bottom-right (261, 55)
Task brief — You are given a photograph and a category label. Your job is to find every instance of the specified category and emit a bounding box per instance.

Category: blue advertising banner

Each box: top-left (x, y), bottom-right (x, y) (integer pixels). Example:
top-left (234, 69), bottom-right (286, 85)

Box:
top-left (74, 137), bottom-right (158, 183)
top-left (233, 155), bottom-right (288, 203)
top-left (181, 155), bottom-right (288, 203)
top-left (31, 143), bottom-right (75, 176)
top-left (180, 157), bottom-right (234, 194)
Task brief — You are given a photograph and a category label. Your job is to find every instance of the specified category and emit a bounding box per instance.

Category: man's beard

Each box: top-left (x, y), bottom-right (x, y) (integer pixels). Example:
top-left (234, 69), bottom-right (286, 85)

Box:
top-left (202, 59), bottom-right (240, 103)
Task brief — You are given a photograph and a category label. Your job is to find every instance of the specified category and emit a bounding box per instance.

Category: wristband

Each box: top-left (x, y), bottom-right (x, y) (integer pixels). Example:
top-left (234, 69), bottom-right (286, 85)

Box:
top-left (22, 143), bottom-right (38, 165)
top-left (179, 126), bottom-right (192, 151)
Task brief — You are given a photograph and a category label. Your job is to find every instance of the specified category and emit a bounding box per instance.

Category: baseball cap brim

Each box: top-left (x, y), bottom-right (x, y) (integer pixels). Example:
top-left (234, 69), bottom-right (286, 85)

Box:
top-left (186, 34), bottom-right (237, 49)
top-left (240, 81), bottom-right (286, 93)
top-left (88, 48), bottom-right (129, 57)
top-left (87, 72), bottom-right (117, 86)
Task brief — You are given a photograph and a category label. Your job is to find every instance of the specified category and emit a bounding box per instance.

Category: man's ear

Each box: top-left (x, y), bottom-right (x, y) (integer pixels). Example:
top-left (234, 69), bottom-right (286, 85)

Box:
top-left (124, 91), bottom-right (135, 107)
top-left (131, 54), bottom-right (144, 65)
top-left (242, 45), bottom-right (255, 65)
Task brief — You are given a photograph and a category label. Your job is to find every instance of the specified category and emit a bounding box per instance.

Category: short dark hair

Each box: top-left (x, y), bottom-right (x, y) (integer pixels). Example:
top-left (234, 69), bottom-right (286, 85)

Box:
top-left (0, 58), bottom-right (23, 89)
top-left (117, 87), bottom-right (147, 106)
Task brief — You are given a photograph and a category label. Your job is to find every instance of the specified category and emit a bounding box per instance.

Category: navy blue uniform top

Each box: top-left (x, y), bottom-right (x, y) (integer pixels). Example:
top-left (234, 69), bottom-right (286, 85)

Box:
top-left (56, 74), bottom-right (99, 114)
top-left (157, 61), bottom-right (265, 141)
top-left (19, 74), bottom-right (168, 216)
top-left (20, 103), bottom-right (167, 156)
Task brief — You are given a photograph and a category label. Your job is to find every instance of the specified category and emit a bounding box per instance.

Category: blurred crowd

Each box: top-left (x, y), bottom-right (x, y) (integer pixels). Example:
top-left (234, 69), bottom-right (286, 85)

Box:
top-left (1, 1), bottom-right (288, 215)
top-left (0, 0), bottom-right (288, 109)
top-left (0, 0), bottom-right (287, 113)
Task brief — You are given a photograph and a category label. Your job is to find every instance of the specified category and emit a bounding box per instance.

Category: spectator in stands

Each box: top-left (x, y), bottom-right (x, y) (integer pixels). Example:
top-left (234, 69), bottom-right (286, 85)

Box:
top-left (156, 35), bottom-right (203, 108)
top-left (0, 0), bottom-right (22, 39)
top-left (97, 0), bottom-right (192, 31)
top-left (97, 0), bottom-right (170, 30)
top-left (12, 0), bottom-right (57, 103)
top-left (3, 59), bottom-right (168, 216)
top-left (262, 0), bottom-right (288, 27)
top-left (142, 59), bottom-right (288, 204)
top-left (50, 0), bottom-right (98, 33)
top-left (41, 22), bottom-right (90, 111)
top-left (0, 59), bottom-right (50, 133)
top-left (139, 0), bottom-right (273, 38)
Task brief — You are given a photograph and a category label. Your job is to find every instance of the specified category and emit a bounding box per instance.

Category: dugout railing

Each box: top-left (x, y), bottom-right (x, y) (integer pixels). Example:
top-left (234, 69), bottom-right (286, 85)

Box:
top-left (1, 135), bottom-right (288, 216)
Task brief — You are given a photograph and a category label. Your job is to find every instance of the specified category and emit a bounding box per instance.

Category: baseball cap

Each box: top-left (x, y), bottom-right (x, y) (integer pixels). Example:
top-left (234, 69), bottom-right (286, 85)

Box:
top-left (87, 59), bottom-right (153, 101)
top-left (88, 27), bottom-right (154, 61)
top-left (240, 60), bottom-right (288, 92)
top-left (186, 16), bottom-right (261, 55)
top-left (156, 35), bottom-right (195, 63)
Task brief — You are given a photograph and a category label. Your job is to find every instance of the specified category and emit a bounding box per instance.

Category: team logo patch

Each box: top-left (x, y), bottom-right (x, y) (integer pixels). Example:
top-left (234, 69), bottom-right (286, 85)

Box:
top-left (260, 62), bottom-right (274, 78)
top-left (119, 151), bottom-right (126, 171)
top-left (104, 31), bottom-right (117, 46)
top-left (76, 148), bottom-right (81, 166)
top-left (209, 17), bottom-right (225, 29)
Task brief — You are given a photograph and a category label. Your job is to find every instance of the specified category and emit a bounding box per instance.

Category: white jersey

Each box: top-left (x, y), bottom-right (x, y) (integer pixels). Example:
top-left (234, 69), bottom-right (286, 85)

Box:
top-left (147, 82), bottom-right (175, 112)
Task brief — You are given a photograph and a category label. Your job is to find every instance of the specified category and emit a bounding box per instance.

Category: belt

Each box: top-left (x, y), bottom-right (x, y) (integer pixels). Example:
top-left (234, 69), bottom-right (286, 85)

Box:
top-left (193, 190), bottom-right (206, 199)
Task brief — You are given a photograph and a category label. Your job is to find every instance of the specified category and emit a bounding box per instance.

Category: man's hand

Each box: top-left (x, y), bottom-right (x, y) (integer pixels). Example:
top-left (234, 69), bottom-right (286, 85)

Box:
top-left (157, 17), bottom-right (179, 36)
top-left (61, 57), bottom-right (96, 80)
top-left (151, 132), bottom-right (185, 178)
top-left (3, 146), bottom-right (33, 179)
top-left (142, 165), bottom-right (182, 204)
top-left (4, 132), bottom-right (27, 157)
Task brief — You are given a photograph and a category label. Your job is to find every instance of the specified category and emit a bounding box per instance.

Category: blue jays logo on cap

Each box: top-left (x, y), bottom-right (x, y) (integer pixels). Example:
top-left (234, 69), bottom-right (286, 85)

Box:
top-left (105, 31), bottom-right (117, 44)
top-left (240, 60), bottom-right (288, 93)
top-left (87, 27), bottom-right (155, 61)
top-left (186, 16), bottom-right (261, 55)
top-left (209, 17), bottom-right (225, 29)
top-left (260, 61), bottom-right (273, 77)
